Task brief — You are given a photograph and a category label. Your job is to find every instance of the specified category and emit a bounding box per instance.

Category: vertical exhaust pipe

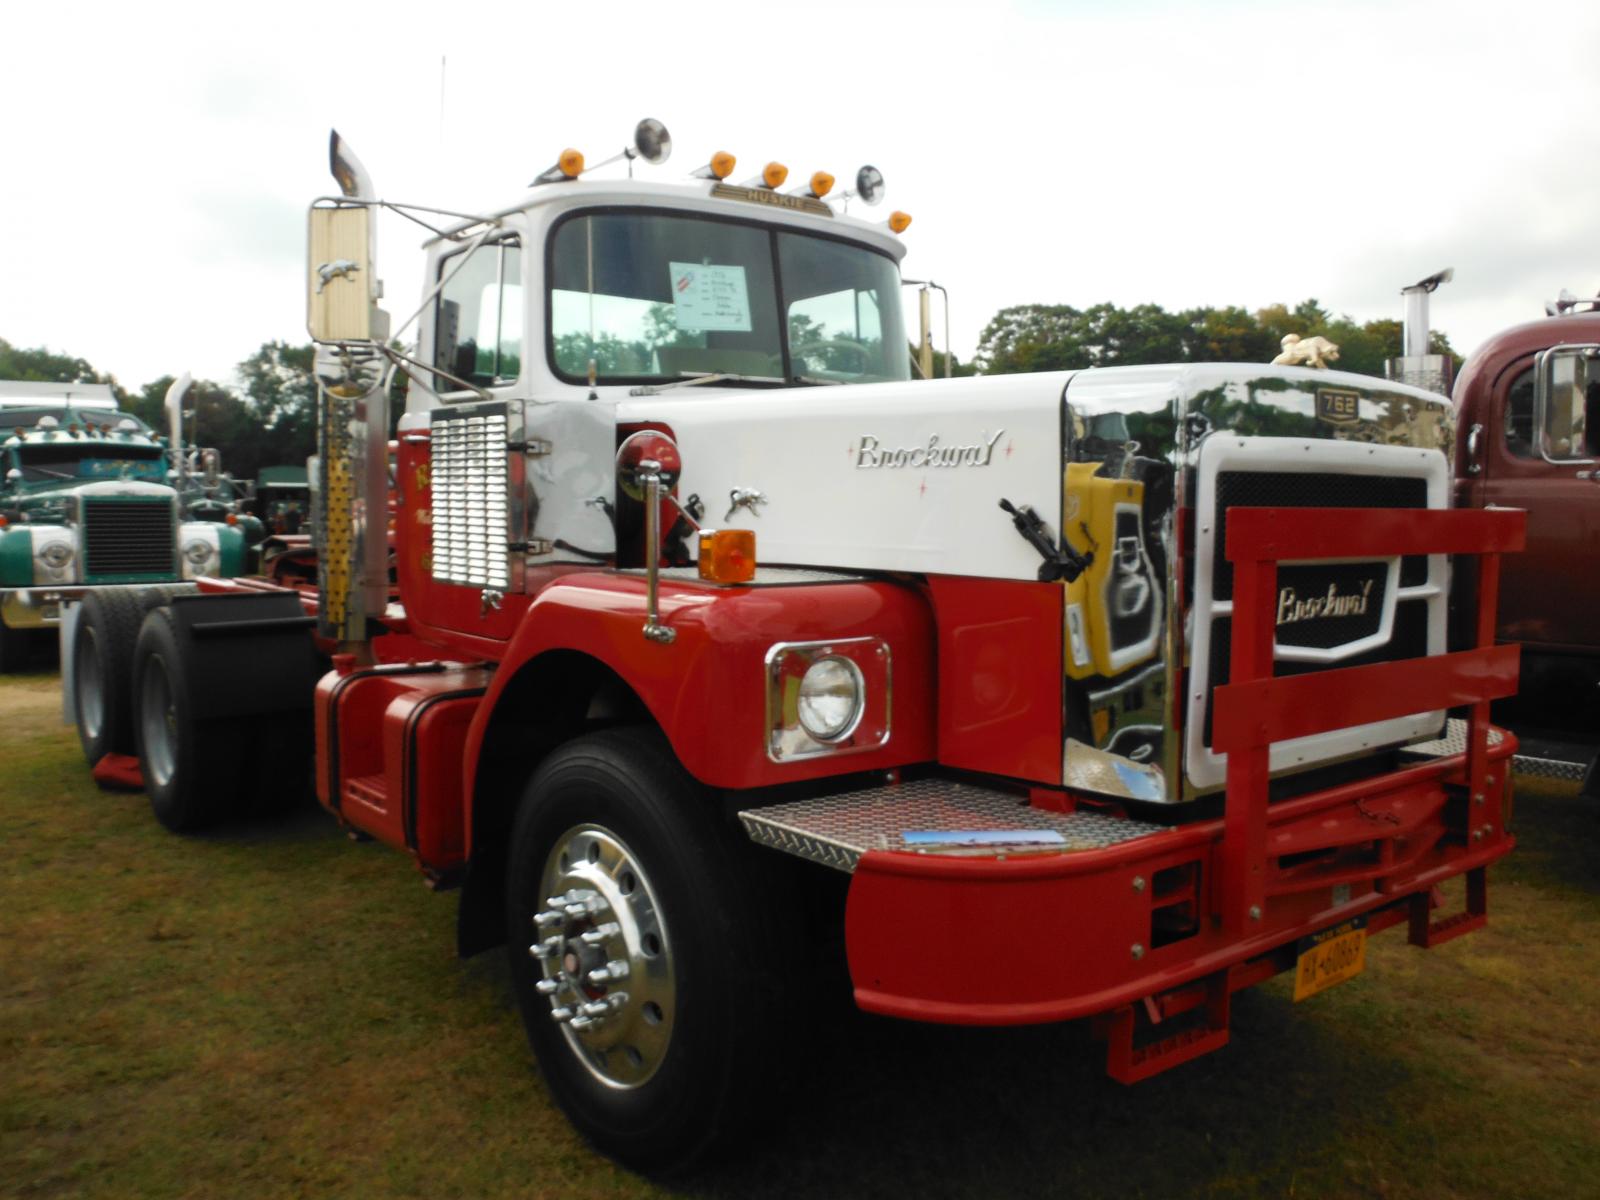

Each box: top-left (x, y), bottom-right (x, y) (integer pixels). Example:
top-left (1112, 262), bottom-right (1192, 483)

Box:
top-left (164, 372), bottom-right (192, 484)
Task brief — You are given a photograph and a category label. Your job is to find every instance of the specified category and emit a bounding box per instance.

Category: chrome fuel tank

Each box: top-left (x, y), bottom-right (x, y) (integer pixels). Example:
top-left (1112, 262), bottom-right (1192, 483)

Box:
top-left (1060, 364), bottom-right (1455, 804)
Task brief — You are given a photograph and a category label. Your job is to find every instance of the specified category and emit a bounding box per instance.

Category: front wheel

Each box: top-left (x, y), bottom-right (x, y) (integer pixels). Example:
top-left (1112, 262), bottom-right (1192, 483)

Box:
top-left (505, 730), bottom-right (797, 1173)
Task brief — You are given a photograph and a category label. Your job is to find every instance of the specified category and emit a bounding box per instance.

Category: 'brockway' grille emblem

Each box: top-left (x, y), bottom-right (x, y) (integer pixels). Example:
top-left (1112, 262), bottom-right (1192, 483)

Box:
top-left (855, 430), bottom-right (1005, 469)
top-left (1277, 578), bottom-right (1375, 626)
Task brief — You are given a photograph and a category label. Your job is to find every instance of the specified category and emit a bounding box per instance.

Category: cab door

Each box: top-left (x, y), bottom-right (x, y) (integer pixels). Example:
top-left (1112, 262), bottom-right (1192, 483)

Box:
top-left (1479, 359), bottom-right (1600, 653)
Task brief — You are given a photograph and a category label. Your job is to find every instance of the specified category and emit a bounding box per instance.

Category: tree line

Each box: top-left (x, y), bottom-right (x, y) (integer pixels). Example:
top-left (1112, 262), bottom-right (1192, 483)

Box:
top-left (965, 298), bottom-right (1459, 377)
top-left (3, 296), bottom-right (1456, 479)
top-left (0, 337), bottom-right (316, 483)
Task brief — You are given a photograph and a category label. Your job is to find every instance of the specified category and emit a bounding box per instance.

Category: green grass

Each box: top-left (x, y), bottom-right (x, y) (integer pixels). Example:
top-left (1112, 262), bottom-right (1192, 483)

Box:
top-left (2, 668), bottom-right (1597, 1199)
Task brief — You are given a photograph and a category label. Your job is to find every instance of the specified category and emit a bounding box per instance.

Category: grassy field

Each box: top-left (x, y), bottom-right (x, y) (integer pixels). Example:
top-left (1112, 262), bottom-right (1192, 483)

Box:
top-left (2, 666), bottom-right (1597, 1200)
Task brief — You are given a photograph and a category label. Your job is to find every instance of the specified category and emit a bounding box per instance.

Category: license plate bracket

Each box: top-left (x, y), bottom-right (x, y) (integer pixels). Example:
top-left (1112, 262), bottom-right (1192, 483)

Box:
top-left (1293, 915), bottom-right (1367, 1002)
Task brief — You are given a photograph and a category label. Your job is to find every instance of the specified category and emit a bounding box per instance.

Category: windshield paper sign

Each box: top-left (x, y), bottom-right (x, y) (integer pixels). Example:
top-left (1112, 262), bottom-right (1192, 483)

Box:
top-left (79, 458), bottom-right (165, 481)
top-left (668, 262), bottom-right (752, 332)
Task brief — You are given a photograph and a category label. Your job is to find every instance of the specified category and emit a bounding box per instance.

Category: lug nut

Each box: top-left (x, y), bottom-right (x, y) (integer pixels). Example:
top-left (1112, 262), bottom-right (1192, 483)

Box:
top-left (580, 922), bottom-right (621, 946)
top-left (529, 935), bottom-right (562, 960)
top-left (534, 910), bottom-right (565, 928)
top-left (550, 1006), bottom-right (574, 1024)
top-left (569, 1015), bottom-right (595, 1031)
top-left (535, 978), bottom-right (561, 996)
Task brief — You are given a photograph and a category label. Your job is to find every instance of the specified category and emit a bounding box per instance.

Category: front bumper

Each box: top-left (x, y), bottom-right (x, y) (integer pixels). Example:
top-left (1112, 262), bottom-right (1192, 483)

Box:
top-left (742, 731), bottom-right (1516, 1027)
top-left (1, 586), bottom-right (91, 630)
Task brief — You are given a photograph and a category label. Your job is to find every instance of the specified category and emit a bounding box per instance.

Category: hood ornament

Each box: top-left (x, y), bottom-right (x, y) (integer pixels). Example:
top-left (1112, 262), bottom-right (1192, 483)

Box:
top-left (1272, 334), bottom-right (1340, 369)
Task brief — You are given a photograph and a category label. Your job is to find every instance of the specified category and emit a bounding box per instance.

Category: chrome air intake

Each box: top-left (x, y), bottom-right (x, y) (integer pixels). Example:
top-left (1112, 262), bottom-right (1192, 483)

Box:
top-left (430, 403), bottom-right (511, 590)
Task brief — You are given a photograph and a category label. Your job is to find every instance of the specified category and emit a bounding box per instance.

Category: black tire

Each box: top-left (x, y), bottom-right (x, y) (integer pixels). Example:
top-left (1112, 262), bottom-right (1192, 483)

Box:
top-left (505, 729), bottom-right (798, 1174)
top-left (72, 589), bottom-right (149, 765)
top-left (132, 607), bottom-right (243, 832)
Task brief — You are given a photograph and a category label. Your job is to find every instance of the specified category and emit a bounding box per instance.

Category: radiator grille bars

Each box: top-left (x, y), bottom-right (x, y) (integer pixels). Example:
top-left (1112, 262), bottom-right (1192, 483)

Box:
top-left (430, 408), bottom-right (510, 589)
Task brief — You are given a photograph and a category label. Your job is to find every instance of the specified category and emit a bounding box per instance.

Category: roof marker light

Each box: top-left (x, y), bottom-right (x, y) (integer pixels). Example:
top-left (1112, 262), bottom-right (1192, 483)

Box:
top-left (888, 210), bottom-right (913, 234)
top-left (530, 147), bottom-right (586, 186)
top-left (807, 171), bottom-right (834, 199)
top-left (693, 150), bottom-right (737, 180)
top-left (760, 162), bottom-right (788, 189)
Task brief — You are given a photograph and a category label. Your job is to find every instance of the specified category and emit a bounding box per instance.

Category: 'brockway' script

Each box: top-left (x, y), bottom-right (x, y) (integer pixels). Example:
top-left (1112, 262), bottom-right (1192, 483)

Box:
top-left (1277, 578), bottom-right (1376, 626)
top-left (856, 430), bottom-right (1005, 469)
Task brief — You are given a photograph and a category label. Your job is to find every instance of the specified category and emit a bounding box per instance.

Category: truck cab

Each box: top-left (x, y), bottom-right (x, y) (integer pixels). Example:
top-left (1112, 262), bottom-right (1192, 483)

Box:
top-left (0, 399), bottom-right (250, 671)
top-left (1453, 303), bottom-right (1600, 789)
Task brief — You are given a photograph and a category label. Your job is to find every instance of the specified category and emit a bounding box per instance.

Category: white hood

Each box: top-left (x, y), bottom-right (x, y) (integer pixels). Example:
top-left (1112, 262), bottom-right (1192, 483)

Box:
top-left (617, 373), bottom-right (1070, 581)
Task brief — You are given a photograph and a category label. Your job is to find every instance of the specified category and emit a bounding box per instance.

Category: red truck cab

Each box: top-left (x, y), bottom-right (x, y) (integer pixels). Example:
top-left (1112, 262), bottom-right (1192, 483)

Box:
top-left (1453, 304), bottom-right (1600, 791)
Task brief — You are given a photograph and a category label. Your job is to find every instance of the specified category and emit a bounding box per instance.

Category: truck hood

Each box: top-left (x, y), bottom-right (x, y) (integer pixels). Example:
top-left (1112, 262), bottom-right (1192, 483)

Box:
top-left (616, 374), bottom-right (1070, 581)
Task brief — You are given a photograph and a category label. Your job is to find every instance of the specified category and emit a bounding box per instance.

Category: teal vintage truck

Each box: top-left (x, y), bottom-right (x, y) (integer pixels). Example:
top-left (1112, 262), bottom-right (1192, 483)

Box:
top-left (0, 381), bottom-right (252, 676)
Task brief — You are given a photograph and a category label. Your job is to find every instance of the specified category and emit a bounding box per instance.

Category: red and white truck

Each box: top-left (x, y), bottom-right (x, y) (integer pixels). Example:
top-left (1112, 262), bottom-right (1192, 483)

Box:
top-left (84, 122), bottom-right (1525, 1170)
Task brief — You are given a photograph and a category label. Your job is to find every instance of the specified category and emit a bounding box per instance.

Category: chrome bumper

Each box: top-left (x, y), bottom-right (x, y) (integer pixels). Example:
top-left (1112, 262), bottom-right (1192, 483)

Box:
top-left (1, 586), bottom-right (91, 630)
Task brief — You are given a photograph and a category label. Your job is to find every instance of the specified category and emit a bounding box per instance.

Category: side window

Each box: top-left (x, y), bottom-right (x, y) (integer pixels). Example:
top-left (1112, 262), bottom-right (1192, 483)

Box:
top-left (1503, 367), bottom-right (1535, 459)
top-left (435, 239), bottom-right (522, 388)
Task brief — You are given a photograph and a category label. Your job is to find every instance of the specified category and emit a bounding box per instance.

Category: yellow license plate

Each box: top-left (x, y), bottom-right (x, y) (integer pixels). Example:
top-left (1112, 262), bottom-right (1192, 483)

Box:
top-left (1293, 918), bottom-right (1367, 1002)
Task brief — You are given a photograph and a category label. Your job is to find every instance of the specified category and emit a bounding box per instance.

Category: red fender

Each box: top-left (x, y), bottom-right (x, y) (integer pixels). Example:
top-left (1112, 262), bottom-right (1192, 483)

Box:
top-left (460, 572), bottom-right (936, 846)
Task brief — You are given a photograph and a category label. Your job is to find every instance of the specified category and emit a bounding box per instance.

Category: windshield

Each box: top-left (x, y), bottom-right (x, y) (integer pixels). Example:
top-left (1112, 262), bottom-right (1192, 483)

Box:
top-left (549, 211), bottom-right (909, 386)
top-left (11, 440), bottom-right (166, 484)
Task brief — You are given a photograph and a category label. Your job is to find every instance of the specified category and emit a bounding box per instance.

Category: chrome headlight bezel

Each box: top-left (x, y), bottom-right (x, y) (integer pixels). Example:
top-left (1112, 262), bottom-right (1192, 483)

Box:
top-left (178, 525), bottom-right (222, 580)
top-left (764, 637), bottom-right (891, 763)
top-left (183, 537), bottom-right (217, 567)
top-left (36, 539), bottom-right (75, 570)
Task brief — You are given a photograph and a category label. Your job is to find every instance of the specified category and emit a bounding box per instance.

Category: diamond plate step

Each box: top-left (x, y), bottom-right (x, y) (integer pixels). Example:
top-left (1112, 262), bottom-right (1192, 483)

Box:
top-left (1398, 718), bottom-right (1590, 782)
top-left (738, 778), bottom-right (1165, 873)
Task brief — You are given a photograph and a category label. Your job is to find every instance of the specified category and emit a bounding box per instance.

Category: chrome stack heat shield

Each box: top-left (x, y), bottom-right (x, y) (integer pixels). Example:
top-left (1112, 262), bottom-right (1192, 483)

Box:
top-left (314, 344), bottom-right (389, 648)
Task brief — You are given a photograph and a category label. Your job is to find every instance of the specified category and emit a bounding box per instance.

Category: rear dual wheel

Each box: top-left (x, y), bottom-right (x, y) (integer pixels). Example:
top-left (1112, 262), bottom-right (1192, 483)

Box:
top-left (505, 730), bottom-right (798, 1174)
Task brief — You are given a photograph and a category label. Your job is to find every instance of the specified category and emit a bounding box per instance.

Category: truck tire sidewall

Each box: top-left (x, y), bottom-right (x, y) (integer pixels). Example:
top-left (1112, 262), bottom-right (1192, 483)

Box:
top-left (73, 590), bottom-right (148, 765)
top-left (133, 607), bottom-right (239, 832)
top-left (505, 729), bottom-right (793, 1174)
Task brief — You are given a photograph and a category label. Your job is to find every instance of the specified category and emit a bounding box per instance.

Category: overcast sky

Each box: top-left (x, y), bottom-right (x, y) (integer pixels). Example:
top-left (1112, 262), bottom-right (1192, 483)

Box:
top-left (3, 0), bottom-right (1596, 392)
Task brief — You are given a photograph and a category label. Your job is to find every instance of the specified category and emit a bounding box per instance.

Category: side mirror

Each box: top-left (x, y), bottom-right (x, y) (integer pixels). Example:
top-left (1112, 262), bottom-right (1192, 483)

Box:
top-left (1535, 344), bottom-right (1600, 463)
top-left (307, 205), bottom-right (376, 342)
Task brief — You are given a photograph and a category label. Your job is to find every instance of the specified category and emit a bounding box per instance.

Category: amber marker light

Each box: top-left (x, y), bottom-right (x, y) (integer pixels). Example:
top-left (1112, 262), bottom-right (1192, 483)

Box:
top-left (559, 148), bottom-right (585, 178)
top-left (888, 210), bottom-right (913, 234)
top-left (698, 528), bottom-right (757, 584)
top-left (762, 161), bottom-right (788, 189)
top-left (710, 151), bottom-right (736, 179)
top-left (808, 171), bottom-right (835, 198)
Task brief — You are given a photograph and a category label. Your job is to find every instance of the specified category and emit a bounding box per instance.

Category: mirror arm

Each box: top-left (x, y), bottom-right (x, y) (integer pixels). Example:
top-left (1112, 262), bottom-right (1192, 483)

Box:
top-left (377, 344), bottom-right (492, 402)
top-left (389, 221), bottom-right (501, 346)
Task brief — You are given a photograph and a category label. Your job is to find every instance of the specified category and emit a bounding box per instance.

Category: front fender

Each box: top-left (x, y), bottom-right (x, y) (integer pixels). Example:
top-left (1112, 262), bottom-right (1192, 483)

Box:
top-left (0, 526), bottom-right (34, 586)
top-left (463, 572), bottom-right (936, 801)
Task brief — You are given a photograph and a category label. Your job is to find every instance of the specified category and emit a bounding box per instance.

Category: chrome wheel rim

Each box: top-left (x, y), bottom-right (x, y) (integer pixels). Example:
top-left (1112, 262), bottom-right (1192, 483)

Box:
top-left (531, 824), bottom-right (675, 1090)
top-left (76, 627), bottom-right (104, 741)
top-left (139, 653), bottom-right (177, 789)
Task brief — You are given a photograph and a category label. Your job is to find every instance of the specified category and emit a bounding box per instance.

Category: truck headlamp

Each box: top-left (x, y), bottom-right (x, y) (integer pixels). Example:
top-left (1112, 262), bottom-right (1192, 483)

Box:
top-left (797, 656), bottom-right (865, 743)
top-left (183, 538), bottom-right (217, 566)
top-left (36, 540), bottom-right (74, 569)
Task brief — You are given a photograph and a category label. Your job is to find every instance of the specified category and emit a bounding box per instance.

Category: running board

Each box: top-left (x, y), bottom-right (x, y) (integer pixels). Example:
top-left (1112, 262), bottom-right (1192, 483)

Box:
top-left (737, 778), bottom-right (1164, 873)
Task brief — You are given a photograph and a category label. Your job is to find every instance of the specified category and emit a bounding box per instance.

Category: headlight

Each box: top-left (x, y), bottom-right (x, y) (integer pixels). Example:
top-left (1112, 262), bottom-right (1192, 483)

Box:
top-left (797, 656), bottom-right (865, 742)
top-left (36, 540), bottom-right (74, 569)
top-left (183, 538), bottom-right (216, 566)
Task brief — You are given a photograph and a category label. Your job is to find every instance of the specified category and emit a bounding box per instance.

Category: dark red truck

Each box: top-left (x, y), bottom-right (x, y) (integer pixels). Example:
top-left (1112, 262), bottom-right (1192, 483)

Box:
top-left (1451, 293), bottom-right (1600, 795)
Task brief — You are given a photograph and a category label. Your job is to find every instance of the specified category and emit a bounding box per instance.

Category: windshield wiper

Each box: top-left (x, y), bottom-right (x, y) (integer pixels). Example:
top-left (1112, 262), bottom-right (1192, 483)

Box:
top-left (791, 374), bottom-right (844, 386)
top-left (629, 371), bottom-right (784, 397)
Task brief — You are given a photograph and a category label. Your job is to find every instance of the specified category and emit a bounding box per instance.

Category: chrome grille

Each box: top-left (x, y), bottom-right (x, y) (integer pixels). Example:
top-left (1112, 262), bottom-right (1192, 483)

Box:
top-left (430, 407), bottom-right (510, 589)
top-left (82, 499), bottom-right (175, 578)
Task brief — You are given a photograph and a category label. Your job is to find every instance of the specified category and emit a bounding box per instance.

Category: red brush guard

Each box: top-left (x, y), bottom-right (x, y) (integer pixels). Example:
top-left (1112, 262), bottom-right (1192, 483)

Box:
top-left (843, 505), bottom-right (1525, 1081)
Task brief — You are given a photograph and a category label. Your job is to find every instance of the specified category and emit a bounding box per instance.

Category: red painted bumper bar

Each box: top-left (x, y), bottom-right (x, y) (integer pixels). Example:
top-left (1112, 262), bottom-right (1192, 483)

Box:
top-left (1213, 506), bottom-right (1525, 935)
